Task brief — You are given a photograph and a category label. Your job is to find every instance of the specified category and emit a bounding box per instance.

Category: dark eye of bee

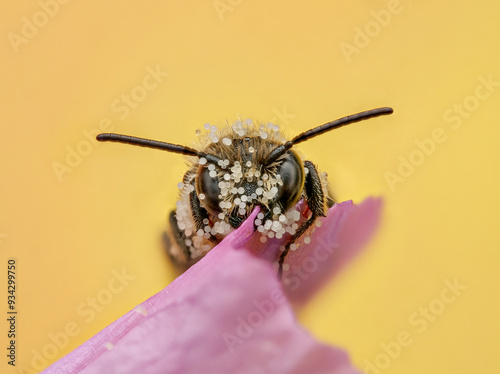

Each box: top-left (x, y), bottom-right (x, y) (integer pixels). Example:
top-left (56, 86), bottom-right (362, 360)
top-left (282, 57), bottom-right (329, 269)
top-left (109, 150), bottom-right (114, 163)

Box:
top-left (196, 166), bottom-right (221, 213)
top-left (275, 150), bottom-right (305, 212)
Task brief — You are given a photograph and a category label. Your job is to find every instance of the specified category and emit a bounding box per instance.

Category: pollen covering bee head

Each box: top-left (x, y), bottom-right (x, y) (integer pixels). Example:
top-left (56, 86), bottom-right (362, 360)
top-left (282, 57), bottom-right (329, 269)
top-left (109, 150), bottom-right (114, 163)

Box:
top-left (96, 107), bottom-right (393, 228)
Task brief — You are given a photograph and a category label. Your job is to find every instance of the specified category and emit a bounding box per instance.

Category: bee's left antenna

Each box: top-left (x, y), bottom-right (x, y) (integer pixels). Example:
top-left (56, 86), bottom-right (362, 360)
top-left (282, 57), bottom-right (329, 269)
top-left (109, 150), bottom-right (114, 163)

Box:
top-left (96, 133), bottom-right (222, 164)
top-left (264, 107), bottom-right (393, 164)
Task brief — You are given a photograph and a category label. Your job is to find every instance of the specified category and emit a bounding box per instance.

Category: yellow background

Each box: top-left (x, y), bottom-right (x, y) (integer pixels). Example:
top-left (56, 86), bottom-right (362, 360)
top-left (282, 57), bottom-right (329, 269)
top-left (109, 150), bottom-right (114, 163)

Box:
top-left (1, 1), bottom-right (499, 373)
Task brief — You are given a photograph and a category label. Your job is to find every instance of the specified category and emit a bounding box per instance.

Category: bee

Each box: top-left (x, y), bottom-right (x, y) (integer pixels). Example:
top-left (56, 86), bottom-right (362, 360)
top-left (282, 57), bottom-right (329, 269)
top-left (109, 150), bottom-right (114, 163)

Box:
top-left (97, 107), bottom-right (393, 277)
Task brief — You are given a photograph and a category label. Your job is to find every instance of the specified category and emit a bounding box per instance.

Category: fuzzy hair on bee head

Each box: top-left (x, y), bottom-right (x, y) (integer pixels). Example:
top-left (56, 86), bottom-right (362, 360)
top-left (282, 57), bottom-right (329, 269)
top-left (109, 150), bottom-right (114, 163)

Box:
top-left (193, 119), bottom-right (290, 166)
top-left (183, 119), bottom-right (299, 213)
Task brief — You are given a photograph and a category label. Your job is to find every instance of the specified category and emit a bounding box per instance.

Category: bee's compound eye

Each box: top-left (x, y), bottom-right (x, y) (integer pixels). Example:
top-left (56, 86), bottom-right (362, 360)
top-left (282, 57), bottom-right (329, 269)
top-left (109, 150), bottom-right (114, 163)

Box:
top-left (276, 150), bottom-right (305, 212)
top-left (196, 166), bottom-right (221, 213)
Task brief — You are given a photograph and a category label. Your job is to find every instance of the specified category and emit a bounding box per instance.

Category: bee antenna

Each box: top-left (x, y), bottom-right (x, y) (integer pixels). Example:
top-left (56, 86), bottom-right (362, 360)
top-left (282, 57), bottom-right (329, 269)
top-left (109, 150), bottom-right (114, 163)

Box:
top-left (96, 133), bottom-right (222, 164)
top-left (265, 107), bottom-right (393, 164)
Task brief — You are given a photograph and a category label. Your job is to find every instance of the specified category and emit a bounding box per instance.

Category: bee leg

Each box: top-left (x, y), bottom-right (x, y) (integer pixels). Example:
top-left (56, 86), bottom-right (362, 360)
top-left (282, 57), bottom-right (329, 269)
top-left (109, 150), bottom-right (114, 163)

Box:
top-left (326, 186), bottom-right (336, 208)
top-left (278, 161), bottom-right (327, 278)
top-left (163, 210), bottom-right (193, 270)
top-left (189, 182), bottom-right (218, 244)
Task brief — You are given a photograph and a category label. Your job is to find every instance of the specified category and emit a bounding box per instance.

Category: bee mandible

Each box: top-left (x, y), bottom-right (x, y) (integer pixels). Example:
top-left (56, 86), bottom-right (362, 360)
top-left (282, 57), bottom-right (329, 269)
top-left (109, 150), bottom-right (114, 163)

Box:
top-left (97, 107), bottom-right (393, 277)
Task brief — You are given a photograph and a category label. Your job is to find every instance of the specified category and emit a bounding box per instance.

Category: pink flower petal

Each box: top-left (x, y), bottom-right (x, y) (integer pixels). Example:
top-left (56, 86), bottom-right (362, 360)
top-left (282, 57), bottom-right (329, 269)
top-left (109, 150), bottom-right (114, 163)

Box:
top-left (283, 197), bottom-right (383, 304)
top-left (235, 197), bottom-right (383, 304)
top-left (42, 198), bottom-right (381, 374)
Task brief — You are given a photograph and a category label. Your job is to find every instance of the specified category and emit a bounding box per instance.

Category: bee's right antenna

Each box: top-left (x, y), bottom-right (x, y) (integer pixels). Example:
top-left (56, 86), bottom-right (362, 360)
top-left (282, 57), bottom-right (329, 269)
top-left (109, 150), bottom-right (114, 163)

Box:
top-left (96, 133), bottom-right (222, 164)
top-left (265, 107), bottom-right (393, 164)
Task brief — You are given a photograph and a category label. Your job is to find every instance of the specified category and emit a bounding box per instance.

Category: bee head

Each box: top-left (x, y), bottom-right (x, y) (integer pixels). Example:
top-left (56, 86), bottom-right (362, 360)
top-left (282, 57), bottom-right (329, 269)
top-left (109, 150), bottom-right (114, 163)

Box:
top-left (196, 146), bottom-right (305, 228)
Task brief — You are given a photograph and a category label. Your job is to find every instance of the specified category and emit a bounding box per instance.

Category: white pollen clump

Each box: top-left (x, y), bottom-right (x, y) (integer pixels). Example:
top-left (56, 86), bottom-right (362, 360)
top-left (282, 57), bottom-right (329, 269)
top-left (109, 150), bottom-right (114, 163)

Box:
top-left (134, 306), bottom-right (148, 316)
top-left (231, 120), bottom-right (247, 137)
top-left (304, 237), bottom-right (311, 244)
top-left (267, 123), bottom-right (280, 132)
top-left (249, 146), bottom-right (255, 153)
top-left (209, 171), bottom-right (217, 178)
top-left (209, 133), bottom-right (219, 143)
top-left (273, 207), bottom-right (281, 214)
top-left (253, 206), bottom-right (308, 246)
top-left (222, 137), bottom-right (232, 146)
top-left (203, 123), bottom-right (210, 130)
top-left (199, 157), bottom-right (207, 165)
top-left (199, 193), bottom-right (206, 200)
top-left (177, 182), bottom-right (184, 189)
